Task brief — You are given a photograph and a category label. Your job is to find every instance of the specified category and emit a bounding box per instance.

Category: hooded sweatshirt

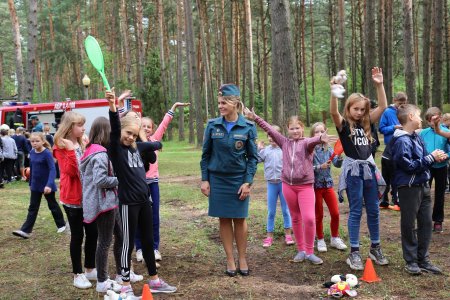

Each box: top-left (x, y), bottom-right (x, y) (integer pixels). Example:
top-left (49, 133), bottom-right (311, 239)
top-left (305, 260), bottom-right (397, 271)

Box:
top-left (80, 144), bottom-right (118, 223)
top-left (391, 129), bottom-right (434, 187)
top-left (378, 104), bottom-right (400, 144)
top-left (254, 116), bottom-right (322, 185)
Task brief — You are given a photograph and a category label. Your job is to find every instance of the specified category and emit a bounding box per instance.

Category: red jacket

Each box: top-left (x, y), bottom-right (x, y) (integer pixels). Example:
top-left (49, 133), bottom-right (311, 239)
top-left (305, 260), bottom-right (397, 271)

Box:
top-left (255, 116), bottom-right (322, 186)
top-left (53, 146), bottom-right (82, 205)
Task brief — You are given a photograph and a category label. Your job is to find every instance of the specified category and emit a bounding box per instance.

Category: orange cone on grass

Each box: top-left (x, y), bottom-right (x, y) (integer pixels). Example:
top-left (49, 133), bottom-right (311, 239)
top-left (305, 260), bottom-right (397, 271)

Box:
top-left (142, 283), bottom-right (154, 300)
top-left (360, 258), bottom-right (381, 283)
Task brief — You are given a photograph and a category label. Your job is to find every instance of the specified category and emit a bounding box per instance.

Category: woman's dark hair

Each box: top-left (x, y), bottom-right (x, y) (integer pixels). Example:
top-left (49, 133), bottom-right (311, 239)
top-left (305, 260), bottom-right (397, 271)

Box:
top-left (87, 117), bottom-right (110, 148)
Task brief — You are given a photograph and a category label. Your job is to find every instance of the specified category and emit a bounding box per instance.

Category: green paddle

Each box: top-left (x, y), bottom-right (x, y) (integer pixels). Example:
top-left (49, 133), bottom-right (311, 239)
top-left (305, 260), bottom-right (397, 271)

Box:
top-left (84, 35), bottom-right (111, 91)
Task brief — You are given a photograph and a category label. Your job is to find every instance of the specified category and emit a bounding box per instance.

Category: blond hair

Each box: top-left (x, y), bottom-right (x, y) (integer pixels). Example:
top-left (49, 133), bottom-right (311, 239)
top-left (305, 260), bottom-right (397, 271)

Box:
top-left (222, 95), bottom-right (244, 114)
top-left (310, 122), bottom-right (326, 137)
top-left (442, 113), bottom-right (450, 122)
top-left (120, 114), bottom-right (143, 148)
top-left (397, 104), bottom-right (420, 125)
top-left (54, 111), bottom-right (86, 150)
top-left (30, 132), bottom-right (52, 151)
top-left (343, 93), bottom-right (372, 141)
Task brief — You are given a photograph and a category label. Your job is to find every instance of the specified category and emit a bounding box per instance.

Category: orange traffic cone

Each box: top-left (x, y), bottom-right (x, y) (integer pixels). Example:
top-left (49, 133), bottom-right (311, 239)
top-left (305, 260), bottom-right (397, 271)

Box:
top-left (360, 258), bottom-right (381, 283)
top-left (142, 283), bottom-right (154, 300)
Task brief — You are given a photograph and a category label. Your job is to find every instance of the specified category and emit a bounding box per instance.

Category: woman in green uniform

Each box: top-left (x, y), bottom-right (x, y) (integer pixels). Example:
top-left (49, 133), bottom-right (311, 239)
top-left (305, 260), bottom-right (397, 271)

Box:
top-left (200, 84), bottom-right (258, 277)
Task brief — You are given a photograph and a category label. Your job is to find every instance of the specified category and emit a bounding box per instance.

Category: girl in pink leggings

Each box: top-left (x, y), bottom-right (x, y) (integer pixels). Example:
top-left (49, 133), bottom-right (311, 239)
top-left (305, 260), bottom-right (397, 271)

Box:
top-left (244, 109), bottom-right (334, 265)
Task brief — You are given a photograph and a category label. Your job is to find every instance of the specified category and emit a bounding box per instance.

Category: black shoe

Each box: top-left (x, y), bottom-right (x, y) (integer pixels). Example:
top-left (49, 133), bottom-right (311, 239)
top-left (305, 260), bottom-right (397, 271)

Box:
top-left (433, 222), bottom-right (443, 233)
top-left (418, 262), bottom-right (442, 274)
top-left (238, 269), bottom-right (250, 276)
top-left (379, 201), bottom-right (389, 209)
top-left (405, 263), bottom-right (421, 275)
top-left (225, 269), bottom-right (237, 277)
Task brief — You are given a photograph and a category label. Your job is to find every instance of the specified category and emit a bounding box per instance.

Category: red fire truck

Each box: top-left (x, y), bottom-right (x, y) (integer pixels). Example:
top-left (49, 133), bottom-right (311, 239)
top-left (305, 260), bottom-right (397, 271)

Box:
top-left (0, 98), bottom-right (143, 133)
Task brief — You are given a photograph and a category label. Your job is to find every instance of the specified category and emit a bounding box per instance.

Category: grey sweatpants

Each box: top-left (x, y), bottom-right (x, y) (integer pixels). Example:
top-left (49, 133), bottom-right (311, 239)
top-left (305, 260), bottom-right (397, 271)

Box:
top-left (96, 208), bottom-right (122, 282)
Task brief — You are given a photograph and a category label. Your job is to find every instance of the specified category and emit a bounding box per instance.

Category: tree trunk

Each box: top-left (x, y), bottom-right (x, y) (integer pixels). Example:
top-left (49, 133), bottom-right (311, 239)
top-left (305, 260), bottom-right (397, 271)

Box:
top-left (157, 0), bottom-right (168, 110)
top-left (233, 2), bottom-right (240, 86)
top-left (76, 5), bottom-right (87, 99)
top-left (403, 0), bottom-right (417, 104)
top-left (120, 0), bottom-right (132, 83)
top-left (177, 0), bottom-right (185, 141)
top-left (445, 0), bottom-right (450, 104)
top-left (136, 0), bottom-right (145, 90)
top-left (184, 0), bottom-right (204, 146)
top-left (8, 0), bottom-right (25, 100)
top-left (0, 53), bottom-right (3, 98)
top-left (301, 0), bottom-right (310, 126)
top-left (47, 0), bottom-right (60, 101)
top-left (385, 0), bottom-right (393, 104)
top-left (432, 0), bottom-right (445, 108)
top-left (269, 0), bottom-right (300, 127)
top-left (328, 0), bottom-right (337, 77)
top-left (337, 0), bottom-right (345, 71)
top-left (310, 2), bottom-right (315, 97)
top-left (244, 0), bottom-right (255, 108)
top-left (25, 0), bottom-right (38, 102)
top-left (364, 0), bottom-right (377, 99)
top-left (378, 0), bottom-right (385, 71)
top-left (259, 0), bottom-right (269, 121)
top-left (350, 0), bottom-right (357, 93)
top-left (358, 0), bottom-right (366, 94)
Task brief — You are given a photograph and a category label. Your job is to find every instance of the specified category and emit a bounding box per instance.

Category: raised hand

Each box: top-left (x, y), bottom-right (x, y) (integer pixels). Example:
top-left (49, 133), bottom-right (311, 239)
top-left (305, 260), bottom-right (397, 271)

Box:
top-left (117, 89), bottom-right (132, 102)
top-left (319, 129), bottom-right (338, 144)
top-left (171, 102), bottom-right (191, 111)
top-left (243, 107), bottom-right (256, 120)
top-left (371, 67), bottom-right (384, 85)
top-left (105, 87), bottom-right (116, 104)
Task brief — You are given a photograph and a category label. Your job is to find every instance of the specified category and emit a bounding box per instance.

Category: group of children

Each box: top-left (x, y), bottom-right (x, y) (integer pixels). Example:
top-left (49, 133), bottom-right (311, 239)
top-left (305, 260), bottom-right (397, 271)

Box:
top-left (248, 67), bottom-right (446, 275)
top-left (12, 89), bottom-right (188, 297)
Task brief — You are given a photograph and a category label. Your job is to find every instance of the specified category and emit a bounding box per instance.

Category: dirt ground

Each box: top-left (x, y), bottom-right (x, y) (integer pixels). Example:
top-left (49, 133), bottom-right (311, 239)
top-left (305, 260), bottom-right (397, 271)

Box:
top-left (128, 175), bottom-right (450, 300)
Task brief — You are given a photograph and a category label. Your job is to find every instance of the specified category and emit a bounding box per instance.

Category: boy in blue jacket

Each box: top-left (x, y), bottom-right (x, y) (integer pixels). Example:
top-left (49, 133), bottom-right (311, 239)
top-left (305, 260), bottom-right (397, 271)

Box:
top-left (379, 92), bottom-right (407, 209)
top-left (419, 107), bottom-right (450, 233)
top-left (391, 104), bottom-right (446, 275)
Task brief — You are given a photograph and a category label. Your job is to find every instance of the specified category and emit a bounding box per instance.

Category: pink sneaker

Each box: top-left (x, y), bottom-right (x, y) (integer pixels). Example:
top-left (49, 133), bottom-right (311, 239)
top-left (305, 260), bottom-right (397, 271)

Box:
top-left (262, 237), bottom-right (273, 248)
top-left (285, 235), bottom-right (295, 245)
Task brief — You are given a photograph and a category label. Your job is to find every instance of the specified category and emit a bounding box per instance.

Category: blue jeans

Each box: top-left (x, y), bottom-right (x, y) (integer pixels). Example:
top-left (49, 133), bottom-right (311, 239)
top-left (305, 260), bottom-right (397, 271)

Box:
top-left (135, 182), bottom-right (160, 251)
top-left (345, 166), bottom-right (380, 248)
top-left (266, 181), bottom-right (292, 232)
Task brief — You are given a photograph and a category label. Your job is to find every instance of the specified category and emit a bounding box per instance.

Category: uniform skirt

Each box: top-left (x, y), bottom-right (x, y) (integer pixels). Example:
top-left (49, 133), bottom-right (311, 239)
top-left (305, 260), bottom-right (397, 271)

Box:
top-left (208, 173), bottom-right (249, 218)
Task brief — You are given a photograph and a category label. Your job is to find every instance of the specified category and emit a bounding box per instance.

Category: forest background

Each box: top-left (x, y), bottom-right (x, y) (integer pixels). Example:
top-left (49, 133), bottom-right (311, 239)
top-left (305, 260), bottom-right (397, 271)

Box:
top-left (1, 0), bottom-right (450, 146)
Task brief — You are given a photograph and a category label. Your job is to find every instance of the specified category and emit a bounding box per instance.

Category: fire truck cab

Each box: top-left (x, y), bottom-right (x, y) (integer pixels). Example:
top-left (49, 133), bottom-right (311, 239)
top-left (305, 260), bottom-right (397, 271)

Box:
top-left (0, 98), bottom-right (143, 133)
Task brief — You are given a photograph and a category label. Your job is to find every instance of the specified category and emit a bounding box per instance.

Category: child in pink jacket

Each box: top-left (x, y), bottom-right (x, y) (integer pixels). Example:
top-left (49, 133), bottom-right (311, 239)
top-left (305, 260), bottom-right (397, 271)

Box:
top-left (135, 101), bottom-right (190, 263)
top-left (244, 108), bottom-right (335, 265)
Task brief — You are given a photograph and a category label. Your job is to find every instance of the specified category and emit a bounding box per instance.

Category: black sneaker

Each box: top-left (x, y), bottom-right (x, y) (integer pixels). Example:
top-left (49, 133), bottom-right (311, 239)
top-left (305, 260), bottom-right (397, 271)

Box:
top-left (379, 201), bottom-right (389, 209)
top-left (369, 246), bottom-right (389, 265)
top-left (405, 262), bottom-right (421, 275)
top-left (418, 262), bottom-right (443, 275)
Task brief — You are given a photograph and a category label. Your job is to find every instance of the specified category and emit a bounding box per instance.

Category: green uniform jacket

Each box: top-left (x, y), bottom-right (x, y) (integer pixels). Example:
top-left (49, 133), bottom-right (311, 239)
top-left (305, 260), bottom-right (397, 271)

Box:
top-left (200, 115), bottom-right (258, 184)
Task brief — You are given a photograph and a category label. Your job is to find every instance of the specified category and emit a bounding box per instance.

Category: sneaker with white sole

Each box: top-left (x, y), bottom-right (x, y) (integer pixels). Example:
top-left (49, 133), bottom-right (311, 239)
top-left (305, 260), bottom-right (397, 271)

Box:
top-left (12, 230), bottom-right (31, 239)
top-left (293, 251), bottom-right (306, 262)
top-left (73, 273), bottom-right (92, 289)
top-left (154, 249), bottom-right (162, 261)
top-left (369, 246), bottom-right (389, 265)
top-left (115, 271), bottom-right (143, 284)
top-left (149, 278), bottom-right (177, 294)
top-left (330, 237), bottom-right (348, 250)
top-left (120, 285), bottom-right (142, 299)
top-left (317, 239), bottom-right (327, 252)
top-left (306, 254), bottom-right (323, 265)
top-left (85, 268), bottom-right (97, 281)
top-left (57, 225), bottom-right (66, 233)
top-left (136, 249), bottom-right (143, 262)
top-left (346, 251), bottom-right (364, 270)
top-left (96, 279), bottom-right (122, 293)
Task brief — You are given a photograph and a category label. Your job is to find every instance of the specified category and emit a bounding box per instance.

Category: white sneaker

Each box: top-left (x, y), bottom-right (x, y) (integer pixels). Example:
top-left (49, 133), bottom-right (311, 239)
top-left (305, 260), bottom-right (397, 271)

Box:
top-left (330, 237), bottom-right (348, 250)
top-left (317, 239), bottom-right (327, 252)
top-left (73, 273), bottom-right (92, 289)
top-left (136, 249), bottom-right (143, 262)
top-left (154, 249), bottom-right (162, 261)
top-left (96, 279), bottom-right (122, 293)
top-left (12, 230), bottom-right (31, 239)
top-left (120, 285), bottom-right (142, 300)
top-left (57, 225), bottom-right (66, 233)
top-left (115, 271), bottom-right (143, 284)
top-left (85, 268), bottom-right (97, 281)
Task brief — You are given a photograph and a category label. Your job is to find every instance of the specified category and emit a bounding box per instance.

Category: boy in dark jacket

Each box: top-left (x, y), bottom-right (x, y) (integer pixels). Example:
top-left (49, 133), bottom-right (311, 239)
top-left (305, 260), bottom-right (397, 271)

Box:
top-left (391, 104), bottom-right (446, 275)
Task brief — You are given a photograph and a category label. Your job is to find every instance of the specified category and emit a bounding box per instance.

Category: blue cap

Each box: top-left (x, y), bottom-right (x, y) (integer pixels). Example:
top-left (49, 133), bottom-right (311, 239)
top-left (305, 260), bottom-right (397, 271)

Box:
top-left (219, 84), bottom-right (240, 97)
